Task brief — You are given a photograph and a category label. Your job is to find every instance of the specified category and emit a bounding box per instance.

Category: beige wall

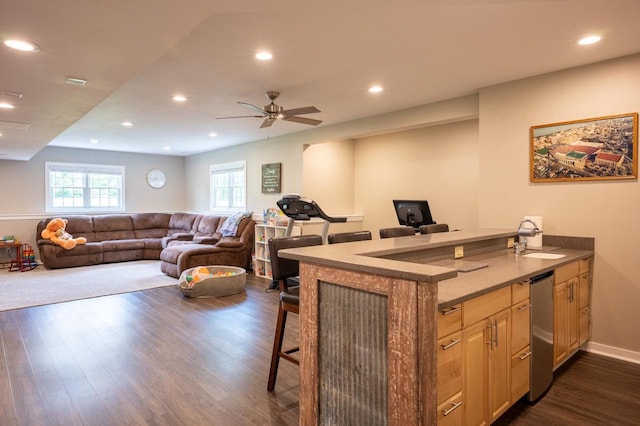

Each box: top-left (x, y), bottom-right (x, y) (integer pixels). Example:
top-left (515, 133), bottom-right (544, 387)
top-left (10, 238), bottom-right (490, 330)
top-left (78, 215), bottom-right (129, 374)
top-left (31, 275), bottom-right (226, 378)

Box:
top-left (478, 53), bottom-right (640, 355)
top-left (354, 120), bottom-right (479, 234)
top-left (0, 146), bottom-right (185, 255)
top-left (302, 139), bottom-right (355, 216)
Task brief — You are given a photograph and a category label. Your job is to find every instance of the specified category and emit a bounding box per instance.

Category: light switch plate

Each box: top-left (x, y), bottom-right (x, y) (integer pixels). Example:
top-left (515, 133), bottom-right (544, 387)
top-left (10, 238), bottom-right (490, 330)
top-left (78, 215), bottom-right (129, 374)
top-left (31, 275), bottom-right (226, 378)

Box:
top-left (508, 237), bottom-right (515, 248)
top-left (454, 246), bottom-right (464, 259)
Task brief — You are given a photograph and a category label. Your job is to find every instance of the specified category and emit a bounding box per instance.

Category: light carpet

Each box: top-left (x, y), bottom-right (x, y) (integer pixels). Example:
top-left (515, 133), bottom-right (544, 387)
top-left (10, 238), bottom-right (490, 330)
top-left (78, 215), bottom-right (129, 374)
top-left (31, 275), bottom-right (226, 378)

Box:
top-left (0, 260), bottom-right (178, 311)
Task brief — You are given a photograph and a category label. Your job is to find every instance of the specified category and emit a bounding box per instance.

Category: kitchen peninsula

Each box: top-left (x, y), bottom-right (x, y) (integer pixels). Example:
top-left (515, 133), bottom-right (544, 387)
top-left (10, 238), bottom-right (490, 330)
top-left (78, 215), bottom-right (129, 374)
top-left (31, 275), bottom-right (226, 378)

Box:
top-left (279, 228), bottom-right (594, 425)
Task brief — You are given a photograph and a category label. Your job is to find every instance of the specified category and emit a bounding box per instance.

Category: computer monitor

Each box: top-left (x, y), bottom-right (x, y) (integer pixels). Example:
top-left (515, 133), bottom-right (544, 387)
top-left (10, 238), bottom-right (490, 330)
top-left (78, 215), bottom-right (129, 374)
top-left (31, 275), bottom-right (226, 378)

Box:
top-left (392, 200), bottom-right (435, 229)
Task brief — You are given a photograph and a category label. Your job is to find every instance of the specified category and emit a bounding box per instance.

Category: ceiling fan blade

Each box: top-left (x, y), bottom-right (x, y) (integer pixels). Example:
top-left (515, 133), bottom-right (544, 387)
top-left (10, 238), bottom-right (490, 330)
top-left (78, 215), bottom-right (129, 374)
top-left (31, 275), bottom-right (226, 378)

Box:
top-left (281, 115), bottom-right (323, 126)
top-left (260, 118), bottom-right (275, 128)
top-left (238, 102), bottom-right (266, 115)
top-left (217, 115), bottom-right (264, 120)
top-left (282, 106), bottom-right (321, 116)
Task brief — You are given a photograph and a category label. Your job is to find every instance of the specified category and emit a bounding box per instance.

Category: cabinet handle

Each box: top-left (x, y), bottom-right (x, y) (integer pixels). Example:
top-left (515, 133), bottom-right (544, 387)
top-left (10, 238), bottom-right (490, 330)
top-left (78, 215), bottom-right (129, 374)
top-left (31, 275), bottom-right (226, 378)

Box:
top-left (519, 280), bottom-right (531, 286)
top-left (487, 322), bottom-right (493, 347)
top-left (494, 319), bottom-right (499, 347)
top-left (518, 303), bottom-right (532, 311)
top-left (442, 401), bottom-right (462, 416)
top-left (441, 338), bottom-right (462, 351)
top-left (519, 351), bottom-right (532, 360)
top-left (441, 306), bottom-right (461, 316)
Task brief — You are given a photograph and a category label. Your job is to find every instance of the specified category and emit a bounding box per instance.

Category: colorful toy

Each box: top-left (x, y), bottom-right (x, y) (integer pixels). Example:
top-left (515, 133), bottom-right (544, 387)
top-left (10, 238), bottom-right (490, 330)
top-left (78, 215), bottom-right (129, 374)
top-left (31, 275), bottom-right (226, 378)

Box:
top-left (184, 267), bottom-right (238, 288)
top-left (41, 217), bottom-right (87, 250)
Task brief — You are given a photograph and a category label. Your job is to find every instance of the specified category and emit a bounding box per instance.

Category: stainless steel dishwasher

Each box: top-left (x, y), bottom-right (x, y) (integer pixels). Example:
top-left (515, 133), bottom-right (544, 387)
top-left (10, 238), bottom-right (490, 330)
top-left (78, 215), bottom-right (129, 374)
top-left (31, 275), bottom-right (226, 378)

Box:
top-left (528, 270), bottom-right (555, 401)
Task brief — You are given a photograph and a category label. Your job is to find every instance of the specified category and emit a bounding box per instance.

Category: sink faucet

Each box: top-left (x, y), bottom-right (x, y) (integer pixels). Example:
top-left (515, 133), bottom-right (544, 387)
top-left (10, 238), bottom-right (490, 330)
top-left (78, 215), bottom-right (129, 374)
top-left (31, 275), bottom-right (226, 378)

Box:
top-left (515, 219), bottom-right (541, 255)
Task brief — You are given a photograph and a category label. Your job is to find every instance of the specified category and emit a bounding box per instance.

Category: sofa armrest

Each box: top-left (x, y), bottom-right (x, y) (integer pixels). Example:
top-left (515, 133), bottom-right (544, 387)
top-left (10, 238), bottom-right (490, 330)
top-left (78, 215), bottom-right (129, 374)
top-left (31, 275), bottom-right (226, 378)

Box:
top-left (193, 236), bottom-right (220, 245)
top-left (215, 240), bottom-right (243, 249)
top-left (172, 233), bottom-right (194, 240)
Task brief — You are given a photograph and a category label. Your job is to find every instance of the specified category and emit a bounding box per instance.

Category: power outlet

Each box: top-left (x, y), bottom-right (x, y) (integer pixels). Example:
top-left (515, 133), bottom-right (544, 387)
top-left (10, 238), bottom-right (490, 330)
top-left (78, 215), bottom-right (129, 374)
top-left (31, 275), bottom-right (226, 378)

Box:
top-left (454, 245), bottom-right (464, 259)
top-left (507, 237), bottom-right (515, 248)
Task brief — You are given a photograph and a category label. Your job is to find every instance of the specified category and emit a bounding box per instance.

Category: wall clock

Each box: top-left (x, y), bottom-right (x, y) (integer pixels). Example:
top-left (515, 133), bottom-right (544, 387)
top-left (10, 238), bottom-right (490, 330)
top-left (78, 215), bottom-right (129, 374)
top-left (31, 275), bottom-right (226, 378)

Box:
top-left (146, 168), bottom-right (166, 188)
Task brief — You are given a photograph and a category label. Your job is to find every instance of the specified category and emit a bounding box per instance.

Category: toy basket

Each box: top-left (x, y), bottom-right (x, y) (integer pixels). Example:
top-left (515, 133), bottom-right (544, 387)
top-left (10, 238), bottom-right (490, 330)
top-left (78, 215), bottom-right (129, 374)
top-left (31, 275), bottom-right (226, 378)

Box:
top-left (178, 265), bottom-right (246, 298)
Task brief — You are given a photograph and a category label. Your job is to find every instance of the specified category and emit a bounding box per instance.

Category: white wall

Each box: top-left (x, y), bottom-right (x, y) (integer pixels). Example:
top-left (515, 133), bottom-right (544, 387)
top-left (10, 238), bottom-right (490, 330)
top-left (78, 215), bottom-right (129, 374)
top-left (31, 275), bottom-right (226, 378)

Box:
top-left (0, 146), bottom-right (185, 255)
top-left (478, 53), bottom-right (640, 355)
top-left (355, 120), bottom-right (479, 234)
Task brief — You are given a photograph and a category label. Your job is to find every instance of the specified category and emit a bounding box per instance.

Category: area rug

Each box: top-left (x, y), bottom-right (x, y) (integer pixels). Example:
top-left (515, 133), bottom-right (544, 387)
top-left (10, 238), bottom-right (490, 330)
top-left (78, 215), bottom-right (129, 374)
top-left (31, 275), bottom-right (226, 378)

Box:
top-left (0, 260), bottom-right (178, 311)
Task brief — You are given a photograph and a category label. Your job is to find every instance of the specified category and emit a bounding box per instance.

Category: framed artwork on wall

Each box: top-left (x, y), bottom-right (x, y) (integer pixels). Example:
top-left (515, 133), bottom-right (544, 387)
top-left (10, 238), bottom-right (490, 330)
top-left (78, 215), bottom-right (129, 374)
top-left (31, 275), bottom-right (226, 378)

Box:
top-left (261, 162), bottom-right (281, 193)
top-left (530, 112), bottom-right (638, 182)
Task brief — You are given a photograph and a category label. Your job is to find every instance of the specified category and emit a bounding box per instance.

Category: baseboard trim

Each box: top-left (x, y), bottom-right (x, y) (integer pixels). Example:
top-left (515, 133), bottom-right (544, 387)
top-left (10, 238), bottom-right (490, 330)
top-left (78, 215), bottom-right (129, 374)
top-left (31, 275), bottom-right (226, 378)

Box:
top-left (584, 341), bottom-right (640, 365)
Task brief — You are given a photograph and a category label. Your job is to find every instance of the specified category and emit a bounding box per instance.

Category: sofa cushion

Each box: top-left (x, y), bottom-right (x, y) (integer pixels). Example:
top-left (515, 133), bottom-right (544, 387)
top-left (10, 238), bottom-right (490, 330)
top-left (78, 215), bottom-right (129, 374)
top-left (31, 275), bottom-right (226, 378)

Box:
top-left (61, 215), bottom-right (97, 242)
top-left (132, 213), bottom-right (172, 239)
top-left (167, 213), bottom-right (201, 236)
top-left (93, 215), bottom-right (135, 241)
top-left (102, 239), bottom-right (145, 252)
top-left (194, 215), bottom-right (222, 239)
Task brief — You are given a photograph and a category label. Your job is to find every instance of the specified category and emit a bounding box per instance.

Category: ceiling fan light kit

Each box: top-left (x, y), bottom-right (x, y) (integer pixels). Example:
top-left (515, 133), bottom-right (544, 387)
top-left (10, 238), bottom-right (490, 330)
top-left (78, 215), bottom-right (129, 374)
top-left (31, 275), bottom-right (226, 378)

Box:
top-left (217, 90), bottom-right (322, 128)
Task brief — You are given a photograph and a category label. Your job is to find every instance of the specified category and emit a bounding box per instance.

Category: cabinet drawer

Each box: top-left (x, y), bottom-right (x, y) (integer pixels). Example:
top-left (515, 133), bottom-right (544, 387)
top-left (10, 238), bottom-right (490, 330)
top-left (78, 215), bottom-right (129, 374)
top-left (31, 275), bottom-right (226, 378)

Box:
top-left (511, 299), bottom-right (531, 354)
top-left (512, 280), bottom-right (530, 304)
top-left (579, 258), bottom-right (591, 274)
top-left (437, 330), bottom-right (462, 405)
top-left (437, 391), bottom-right (463, 426)
top-left (555, 261), bottom-right (579, 284)
top-left (463, 286), bottom-right (511, 328)
top-left (438, 304), bottom-right (462, 338)
top-left (511, 345), bottom-right (531, 402)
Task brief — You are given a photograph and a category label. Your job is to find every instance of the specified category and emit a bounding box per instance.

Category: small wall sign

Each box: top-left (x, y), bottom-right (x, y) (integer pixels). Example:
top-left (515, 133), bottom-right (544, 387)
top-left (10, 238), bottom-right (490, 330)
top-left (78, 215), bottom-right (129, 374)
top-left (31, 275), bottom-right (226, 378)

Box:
top-left (261, 162), bottom-right (281, 193)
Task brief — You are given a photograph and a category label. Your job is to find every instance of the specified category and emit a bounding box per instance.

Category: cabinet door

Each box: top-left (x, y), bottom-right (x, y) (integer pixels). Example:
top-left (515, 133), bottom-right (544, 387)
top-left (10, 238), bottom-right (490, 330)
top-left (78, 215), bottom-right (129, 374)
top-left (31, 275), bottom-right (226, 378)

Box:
top-left (462, 320), bottom-right (488, 426)
top-left (553, 283), bottom-right (568, 367)
top-left (579, 305), bottom-right (591, 346)
top-left (511, 299), bottom-right (531, 354)
top-left (579, 272), bottom-right (590, 310)
top-left (488, 309), bottom-right (511, 423)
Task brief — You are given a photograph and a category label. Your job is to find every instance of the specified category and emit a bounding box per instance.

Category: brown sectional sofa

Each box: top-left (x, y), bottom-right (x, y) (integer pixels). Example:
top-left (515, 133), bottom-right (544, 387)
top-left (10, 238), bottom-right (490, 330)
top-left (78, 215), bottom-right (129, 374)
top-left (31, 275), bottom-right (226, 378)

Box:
top-left (36, 212), bottom-right (255, 277)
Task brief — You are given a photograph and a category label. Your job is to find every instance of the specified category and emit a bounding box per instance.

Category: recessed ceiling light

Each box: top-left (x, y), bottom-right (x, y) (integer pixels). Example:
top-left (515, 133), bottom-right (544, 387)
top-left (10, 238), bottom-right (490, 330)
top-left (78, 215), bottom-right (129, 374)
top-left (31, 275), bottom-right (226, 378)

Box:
top-left (4, 39), bottom-right (40, 52)
top-left (209, 132), bottom-right (218, 137)
top-left (256, 51), bottom-right (273, 61)
top-left (163, 146), bottom-right (171, 151)
top-left (89, 139), bottom-right (99, 144)
top-left (0, 102), bottom-right (15, 109)
top-left (0, 133), bottom-right (3, 137)
top-left (65, 77), bottom-right (87, 86)
top-left (369, 85), bottom-right (383, 94)
top-left (172, 95), bottom-right (187, 102)
top-left (121, 121), bottom-right (133, 127)
top-left (578, 35), bottom-right (602, 45)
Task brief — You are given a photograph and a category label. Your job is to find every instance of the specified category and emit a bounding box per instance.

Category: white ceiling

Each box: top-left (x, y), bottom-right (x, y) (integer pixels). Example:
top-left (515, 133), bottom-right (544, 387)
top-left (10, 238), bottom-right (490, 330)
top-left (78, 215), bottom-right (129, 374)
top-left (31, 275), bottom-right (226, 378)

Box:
top-left (2, 0), bottom-right (640, 161)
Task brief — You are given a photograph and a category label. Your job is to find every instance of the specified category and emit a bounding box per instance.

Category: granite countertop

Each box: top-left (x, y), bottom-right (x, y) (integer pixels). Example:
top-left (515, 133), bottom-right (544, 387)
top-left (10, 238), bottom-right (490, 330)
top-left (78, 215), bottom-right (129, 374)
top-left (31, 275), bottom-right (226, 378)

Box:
top-left (279, 228), bottom-right (594, 308)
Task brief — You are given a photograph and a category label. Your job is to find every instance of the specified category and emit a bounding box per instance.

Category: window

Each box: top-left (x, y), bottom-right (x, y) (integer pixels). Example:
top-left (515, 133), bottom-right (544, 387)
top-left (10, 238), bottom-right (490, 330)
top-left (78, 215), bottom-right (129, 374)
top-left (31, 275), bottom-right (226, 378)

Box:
top-left (45, 162), bottom-right (125, 213)
top-left (210, 160), bottom-right (246, 212)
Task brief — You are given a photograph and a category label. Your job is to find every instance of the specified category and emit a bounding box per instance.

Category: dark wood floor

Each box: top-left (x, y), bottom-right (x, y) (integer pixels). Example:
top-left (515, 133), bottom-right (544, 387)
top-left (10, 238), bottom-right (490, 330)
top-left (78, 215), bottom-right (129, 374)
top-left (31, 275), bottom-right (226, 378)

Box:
top-left (0, 273), bottom-right (638, 425)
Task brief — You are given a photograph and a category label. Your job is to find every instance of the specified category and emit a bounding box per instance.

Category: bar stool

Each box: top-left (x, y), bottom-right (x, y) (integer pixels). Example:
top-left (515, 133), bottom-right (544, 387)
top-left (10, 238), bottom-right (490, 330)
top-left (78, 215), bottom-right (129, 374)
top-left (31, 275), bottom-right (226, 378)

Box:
top-left (267, 234), bottom-right (323, 391)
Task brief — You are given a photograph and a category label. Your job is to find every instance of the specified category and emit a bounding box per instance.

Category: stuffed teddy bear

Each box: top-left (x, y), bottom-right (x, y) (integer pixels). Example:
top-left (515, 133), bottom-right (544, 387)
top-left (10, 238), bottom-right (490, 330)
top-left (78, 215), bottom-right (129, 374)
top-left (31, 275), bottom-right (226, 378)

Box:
top-left (41, 217), bottom-right (87, 250)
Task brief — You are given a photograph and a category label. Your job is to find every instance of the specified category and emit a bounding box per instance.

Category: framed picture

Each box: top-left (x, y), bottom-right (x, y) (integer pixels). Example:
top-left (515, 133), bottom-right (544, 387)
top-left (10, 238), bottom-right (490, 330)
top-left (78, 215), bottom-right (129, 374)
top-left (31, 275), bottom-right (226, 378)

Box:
top-left (261, 162), bottom-right (281, 193)
top-left (530, 112), bottom-right (638, 182)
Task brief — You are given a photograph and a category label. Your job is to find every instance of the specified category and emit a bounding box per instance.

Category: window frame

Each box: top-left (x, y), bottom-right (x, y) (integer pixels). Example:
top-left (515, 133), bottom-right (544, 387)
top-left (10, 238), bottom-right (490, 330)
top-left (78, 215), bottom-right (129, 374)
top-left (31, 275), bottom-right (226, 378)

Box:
top-left (45, 161), bottom-right (126, 213)
top-left (209, 160), bottom-right (247, 213)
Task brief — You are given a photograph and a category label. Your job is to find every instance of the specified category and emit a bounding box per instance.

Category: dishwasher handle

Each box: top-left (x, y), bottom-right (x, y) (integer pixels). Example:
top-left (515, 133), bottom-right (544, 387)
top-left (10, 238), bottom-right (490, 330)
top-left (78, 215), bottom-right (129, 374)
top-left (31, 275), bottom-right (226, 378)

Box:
top-left (530, 270), bottom-right (554, 283)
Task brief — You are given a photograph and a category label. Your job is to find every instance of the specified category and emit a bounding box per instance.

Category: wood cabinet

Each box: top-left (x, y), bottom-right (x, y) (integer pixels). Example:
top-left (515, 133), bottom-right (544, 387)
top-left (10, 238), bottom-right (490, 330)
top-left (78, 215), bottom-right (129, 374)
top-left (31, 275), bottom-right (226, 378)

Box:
top-left (510, 280), bottom-right (531, 402)
top-left (437, 305), bottom-right (463, 424)
top-left (553, 259), bottom-right (592, 368)
top-left (462, 287), bottom-right (511, 425)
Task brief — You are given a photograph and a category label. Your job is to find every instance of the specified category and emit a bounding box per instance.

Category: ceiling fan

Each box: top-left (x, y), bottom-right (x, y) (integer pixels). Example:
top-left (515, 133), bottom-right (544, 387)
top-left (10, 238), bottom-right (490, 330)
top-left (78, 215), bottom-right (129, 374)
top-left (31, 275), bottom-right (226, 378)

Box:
top-left (217, 91), bottom-right (322, 128)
